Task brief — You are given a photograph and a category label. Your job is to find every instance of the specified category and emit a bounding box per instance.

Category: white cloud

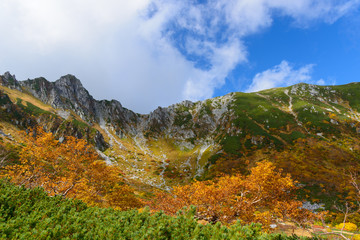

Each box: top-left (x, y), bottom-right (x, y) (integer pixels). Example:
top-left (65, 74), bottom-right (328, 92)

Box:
top-left (316, 79), bottom-right (326, 85)
top-left (183, 38), bottom-right (246, 100)
top-left (0, 0), bottom-right (358, 113)
top-left (0, 0), bottom-right (151, 51)
top-left (246, 61), bottom-right (315, 92)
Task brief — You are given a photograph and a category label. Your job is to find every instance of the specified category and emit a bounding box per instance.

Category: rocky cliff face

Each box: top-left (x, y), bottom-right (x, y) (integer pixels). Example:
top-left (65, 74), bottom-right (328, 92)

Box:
top-left (0, 72), bottom-right (109, 151)
top-left (1, 72), bottom-right (232, 143)
top-left (19, 74), bottom-right (138, 129)
top-left (0, 72), bottom-right (22, 90)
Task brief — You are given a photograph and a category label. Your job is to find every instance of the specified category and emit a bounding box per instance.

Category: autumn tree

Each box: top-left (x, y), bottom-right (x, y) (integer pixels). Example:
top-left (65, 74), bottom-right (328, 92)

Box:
top-left (0, 144), bottom-right (10, 168)
top-left (150, 161), bottom-right (313, 227)
top-left (316, 171), bottom-right (360, 240)
top-left (2, 127), bottom-right (142, 210)
top-left (75, 160), bottom-right (142, 210)
top-left (0, 141), bottom-right (19, 168)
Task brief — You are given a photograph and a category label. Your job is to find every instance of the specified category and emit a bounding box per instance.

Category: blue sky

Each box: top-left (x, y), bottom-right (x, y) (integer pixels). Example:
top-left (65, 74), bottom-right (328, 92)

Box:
top-left (215, 11), bottom-right (360, 97)
top-left (0, 0), bottom-right (359, 113)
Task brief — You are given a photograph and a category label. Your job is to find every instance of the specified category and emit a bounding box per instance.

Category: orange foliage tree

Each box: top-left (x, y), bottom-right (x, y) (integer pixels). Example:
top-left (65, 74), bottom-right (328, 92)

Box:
top-left (150, 161), bottom-right (313, 227)
top-left (3, 127), bottom-right (142, 210)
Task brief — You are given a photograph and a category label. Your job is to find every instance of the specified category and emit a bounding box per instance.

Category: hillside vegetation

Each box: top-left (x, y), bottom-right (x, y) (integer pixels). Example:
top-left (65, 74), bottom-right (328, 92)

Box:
top-left (1, 72), bottom-right (360, 193)
top-left (2, 72), bottom-right (360, 238)
top-left (0, 180), bottom-right (313, 240)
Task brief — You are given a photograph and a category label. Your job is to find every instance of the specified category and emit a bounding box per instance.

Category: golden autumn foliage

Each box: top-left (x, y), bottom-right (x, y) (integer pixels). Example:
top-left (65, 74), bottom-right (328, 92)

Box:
top-left (2, 127), bottom-right (142, 210)
top-left (150, 161), bottom-right (314, 227)
top-left (335, 222), bottom-right (357, 231)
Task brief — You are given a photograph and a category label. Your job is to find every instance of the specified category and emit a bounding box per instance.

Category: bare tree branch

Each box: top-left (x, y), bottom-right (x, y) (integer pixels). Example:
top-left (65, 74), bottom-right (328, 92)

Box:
top-left (317, 232), bottom-right (350, 240)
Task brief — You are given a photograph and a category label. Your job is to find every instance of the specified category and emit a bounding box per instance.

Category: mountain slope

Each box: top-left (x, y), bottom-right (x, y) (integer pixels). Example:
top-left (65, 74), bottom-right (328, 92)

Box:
top-left (1, 71), bottom-right (360, 192)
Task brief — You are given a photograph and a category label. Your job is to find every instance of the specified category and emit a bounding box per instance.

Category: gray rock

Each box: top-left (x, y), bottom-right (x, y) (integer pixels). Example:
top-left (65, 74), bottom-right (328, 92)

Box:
top-left (0, 72), bottom-right (233, 151)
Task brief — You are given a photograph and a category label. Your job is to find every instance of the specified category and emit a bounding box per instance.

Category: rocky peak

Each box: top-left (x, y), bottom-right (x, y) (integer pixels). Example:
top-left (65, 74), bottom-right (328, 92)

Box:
top-left (176, 100), bottom-right (194, 109)
top-left (0, 72), bottom-right (21, 90)
top-left (141, 106), bottom-right (173, 133)
top-left (16, 74), bottom-right (96, 121)
top-left (3, 72), bottom-right (15, 81)
top-left (56, 74), bottom-right (81, 85)
top-left (53, 75), bottom-right (96, 118)
top-left (54, 75), bottom-right (89, 97)
top-left (96, 99), bottom-right (139, 129)
top-left (4, 73), bottom-right (140, 132)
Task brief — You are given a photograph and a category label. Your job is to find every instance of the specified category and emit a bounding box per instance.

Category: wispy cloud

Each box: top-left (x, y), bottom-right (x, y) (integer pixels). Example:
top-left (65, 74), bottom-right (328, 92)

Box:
top-left (183, 38), bottom-right (247, 100)
top-left (246, 61), bottom-right (315, 92)
top-left (0, 0), bottom-right (358, 112)
top-left (316, 79), bottom-right (326, 85)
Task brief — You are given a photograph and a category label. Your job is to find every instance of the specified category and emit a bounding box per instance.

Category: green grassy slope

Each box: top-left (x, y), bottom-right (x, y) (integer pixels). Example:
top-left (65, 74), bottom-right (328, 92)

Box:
top-left (200, 83), bottom-right (360, 192)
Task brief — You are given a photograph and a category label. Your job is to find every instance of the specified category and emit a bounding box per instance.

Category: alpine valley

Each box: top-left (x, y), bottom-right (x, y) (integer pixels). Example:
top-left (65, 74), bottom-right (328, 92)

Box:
top-left (1, 71), bottom-right (360, 197)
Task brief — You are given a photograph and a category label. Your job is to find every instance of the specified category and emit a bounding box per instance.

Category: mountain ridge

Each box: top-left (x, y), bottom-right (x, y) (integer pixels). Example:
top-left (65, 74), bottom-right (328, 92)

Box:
top-left (1, 71), bottom-right (360, 192)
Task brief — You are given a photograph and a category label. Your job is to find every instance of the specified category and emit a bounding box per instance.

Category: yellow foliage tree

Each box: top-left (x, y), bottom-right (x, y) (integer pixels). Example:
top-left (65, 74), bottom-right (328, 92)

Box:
top-left (151, 161), bottom-right (313, 227)
top-left (3, 127), bottom-right (142, 210)
top-left (335, 222), bottom-right (357, 232)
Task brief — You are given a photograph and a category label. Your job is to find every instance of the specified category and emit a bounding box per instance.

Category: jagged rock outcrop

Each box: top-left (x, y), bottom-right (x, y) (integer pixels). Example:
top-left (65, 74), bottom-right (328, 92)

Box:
top-left (1, 73), bottom-right (140, 133)
top-left (0, 72), bottom-right (22, 90)
top-left (0, 73), bottom-right (109, 150)
top-left (1, 72), bottom-right (232, 143)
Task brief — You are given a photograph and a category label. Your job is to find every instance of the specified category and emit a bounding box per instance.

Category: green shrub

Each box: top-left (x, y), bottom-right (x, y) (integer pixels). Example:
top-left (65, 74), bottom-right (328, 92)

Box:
top-left (0, 179), bottom-right (316, 239)
top-left (221, 136), bottom-right (242, 155)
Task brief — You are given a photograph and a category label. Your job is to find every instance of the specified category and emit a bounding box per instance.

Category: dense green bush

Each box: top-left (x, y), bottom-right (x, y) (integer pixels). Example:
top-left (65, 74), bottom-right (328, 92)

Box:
top-left (221, 136), bottom-right (242, 155)
top-left (0, 180), bottom-right (315, 239)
